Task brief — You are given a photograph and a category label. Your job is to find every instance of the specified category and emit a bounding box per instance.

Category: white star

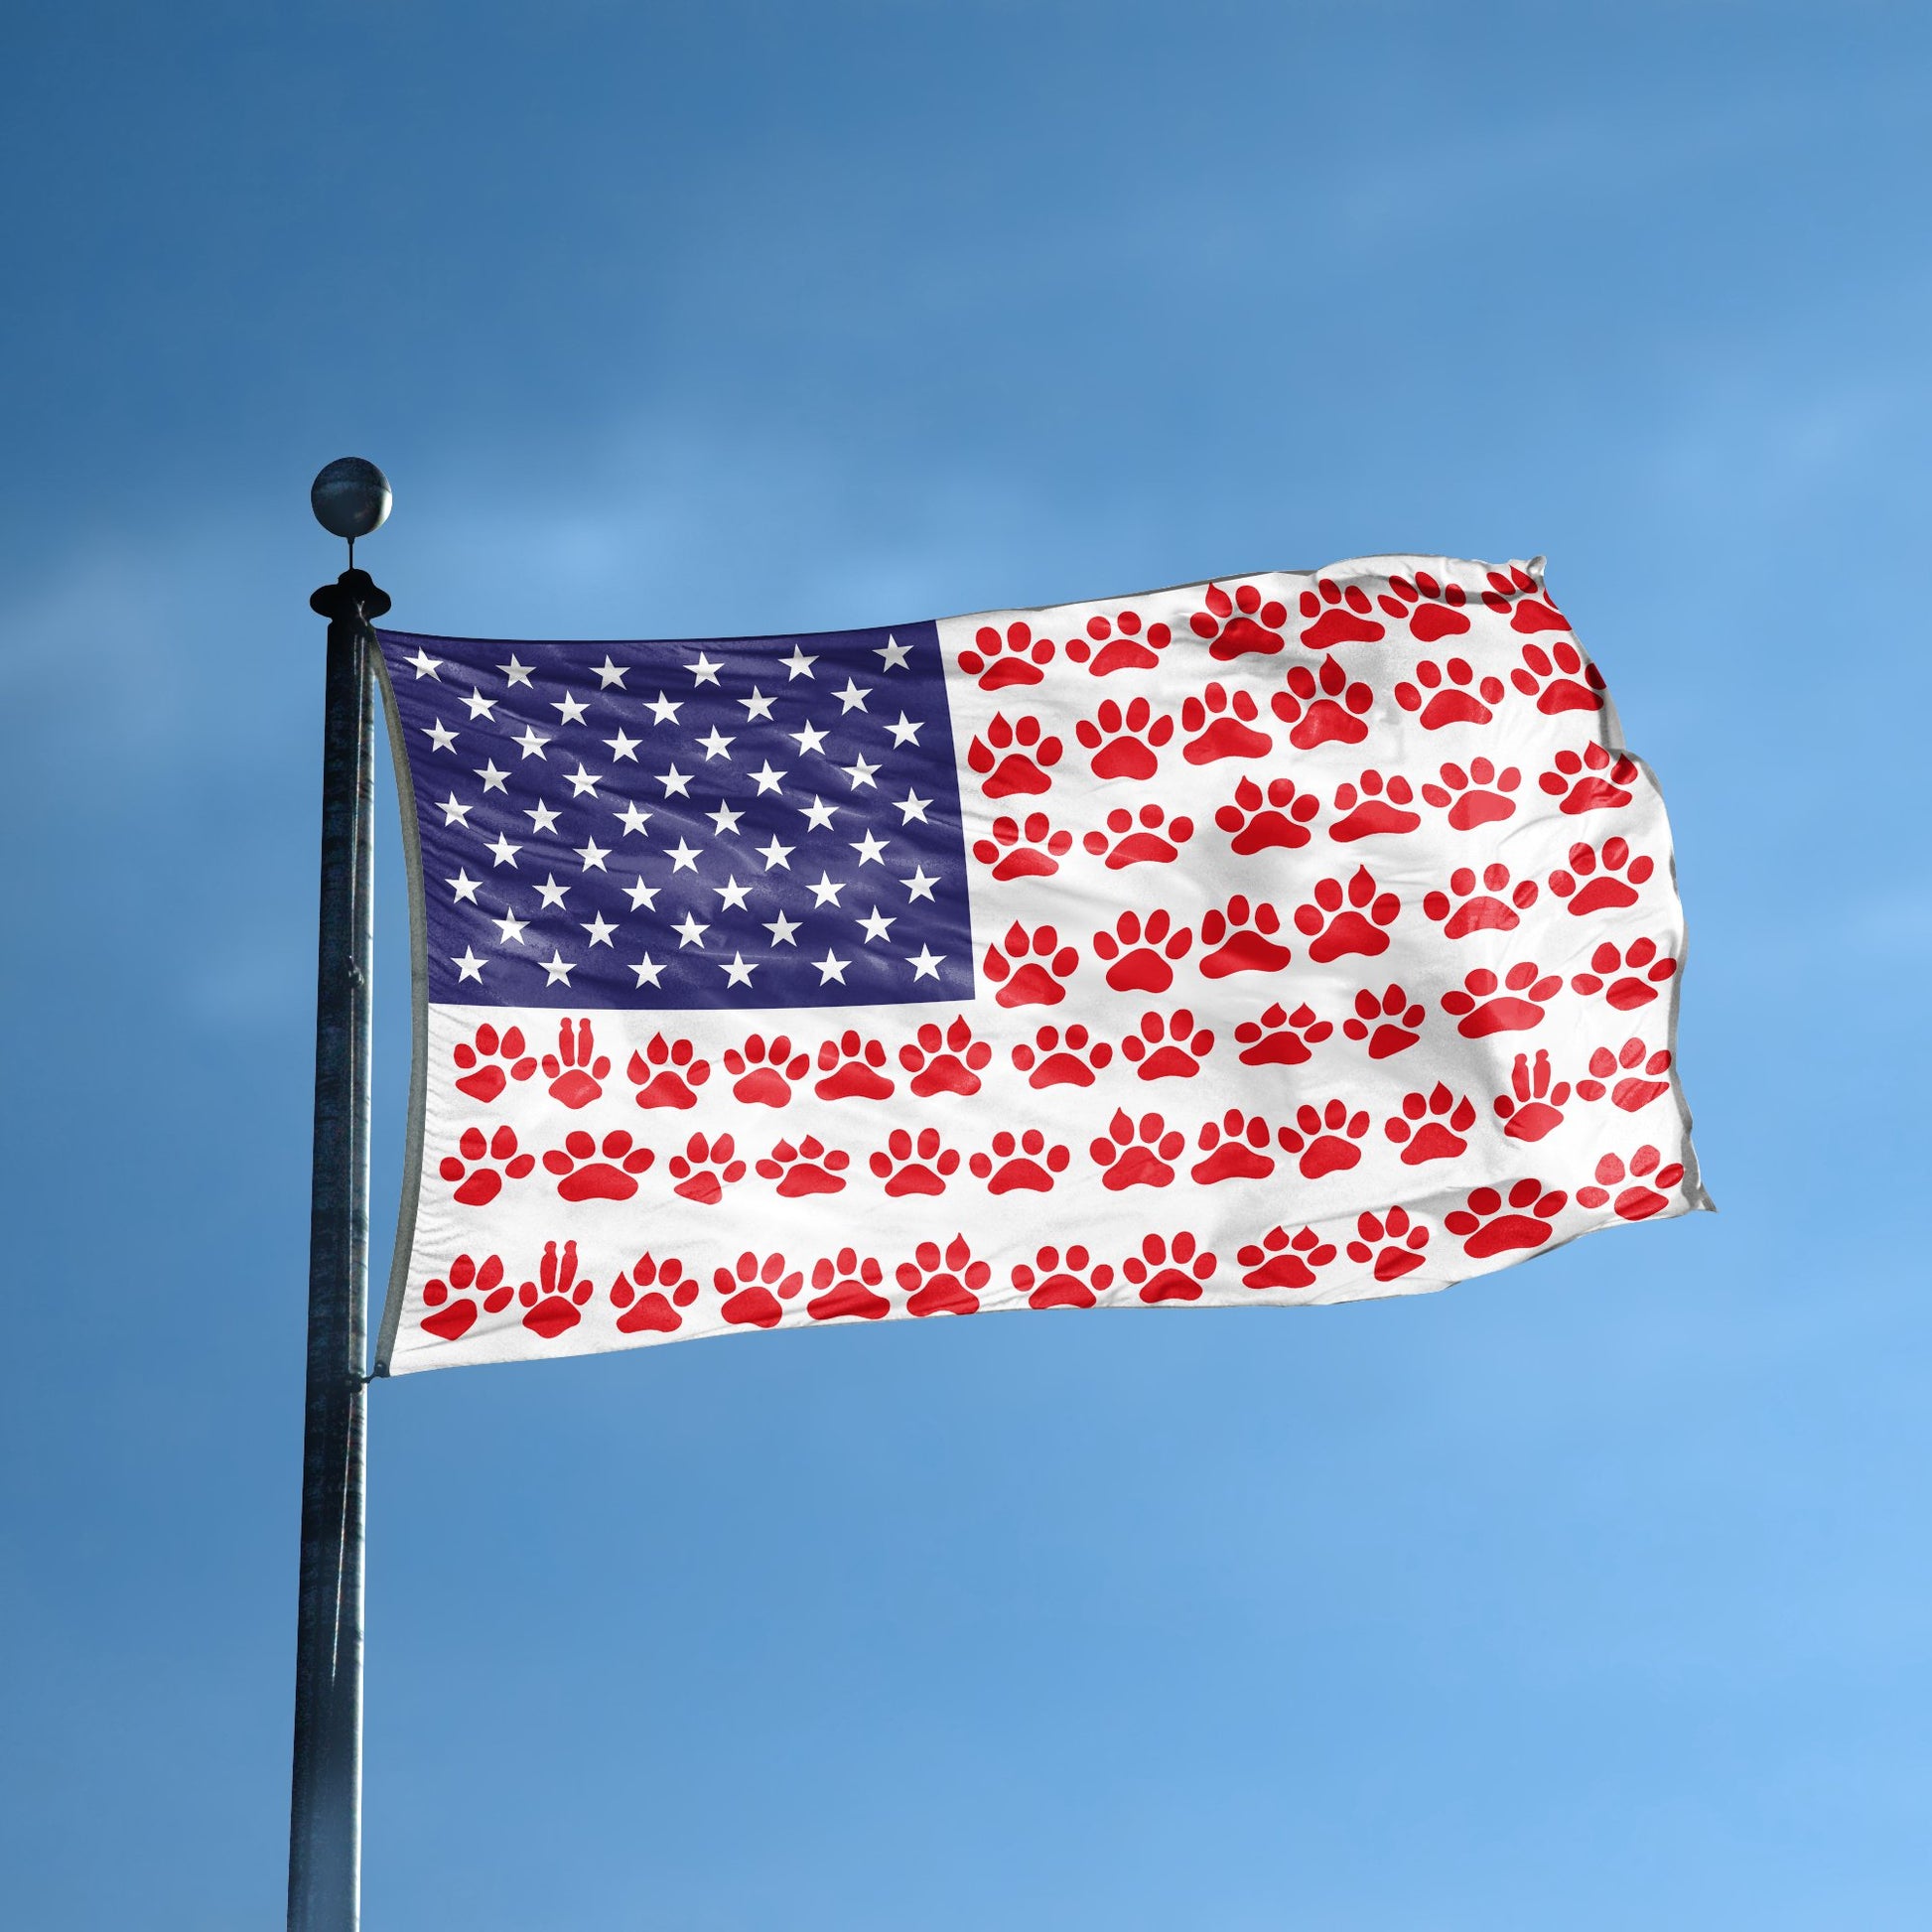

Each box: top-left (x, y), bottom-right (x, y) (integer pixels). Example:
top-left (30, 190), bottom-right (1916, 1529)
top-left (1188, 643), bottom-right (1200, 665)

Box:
top-left (895, 789), bottom-right (932, 825)
top-left (707, 801), bottom-right (746, 837)
top-left (901, 866), bottom-right (938, 902)
top-left (720, 952), bottom-right (758, 987)
top-left (749, 760), bottom-right (785, 795)
top-left (512, 725), bottom-right (550, 759)
top-left (553, 691), bottom-right (590, 725)
top-left (475, 760), bottom-right (509, 794)
top-left (452, 947), bottom-right (485, 982)
top-left (798, 795), bottom-right (838, 831)
top-left (582, 912), bottom-right (618, 947)
top-left (835, 677), bottom-right (871, 712)
top-left (439, 793), bottom-right (473, 827)
top-left (630, 953), bottom-right (663, 989)
top-left (422, 720), bottom-right (458, 753)
top-left (576, 838), bottom-right (611, 872)
top-left (885, 712), bottom-right (923, 747)
top-left (657, 764), bottom-right (692, 798)
top-left (666, 839), bottom-right (702, 874)
top-left (497, 654), bottom-right (533, 687)
top-left (875, 634), bottom-right (912, 670)
top-left (738, 687), bottom-right (776, 722)
top-left (623, 876), bottom-right (659, 911)
top-left (604, 729), bottom-right (640, 761)
top-left (807, 872), bottom-right (845, 907)
top-left (814, 950), bottom-right (851, 985)
top-left (763, 910), bottom-right (801, 946)
top-left (757, 835), bottom-right (793, 871)
top-left (842, 755), bottom-right (880, 789)
top-left (673, 911), bottom-right (709, 948)
top-left (534, 875), bottom-right (569, 908)
top-left (687, 652), bottom-right (723, 686)
top-left (856, 906), bottom-right (896, 943)
top-left (907, 945), bottom-right (944, 982)
top-left (406, 647), bottom-right (443, 680)
top-left (565, 763), bottom-right (602, 797)
top-left (644, 691), bottom-right (682, 725)
top-left (541, 950), bottom-right (575, 986)
top-left (616, 801), bottom-right (653, 837)
top-left (524, 800), bottom-right (561, 834)
top-left (714, 876), bottom-right (754, 910)
top-left (780, 644), bottom-right (818, 680)
top-left (789, 720), bottom-right (830, 756)
top-left (593, 655), bottom-right (628, 689)
top-left (462, 688), bottom-right (496, 722)
top-left (446, 870), bottom-right (481, 903)
top-left (696, 726), bottom-right (735, 760)
top-left (485, 833), bottom-right (521, 867)
top-left (849, 831), bottom-right (889, 865)
top-left (492, 908), bottom-right (528, 945)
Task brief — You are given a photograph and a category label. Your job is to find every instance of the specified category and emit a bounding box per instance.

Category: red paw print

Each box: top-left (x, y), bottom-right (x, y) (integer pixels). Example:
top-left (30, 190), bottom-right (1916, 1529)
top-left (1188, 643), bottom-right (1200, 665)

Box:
top-left (543, 1129), bottom-right (653, 1201)
top-left (517, 1238), bottom-right (594, 1339)
top-left (983, 921), bottom-right (1079, 1007)
top-left (1012, 1243), bottom-right (1114, 1310)
top-left (724, 1033), bottom-right (809, 1107)
top-left (870, 1126), bottom-right (961, 1196)
top-left (1011, 1023), bottom-right (1114, 1088)
top-left (668, 1131), bottom-right (747, 1204)
top-left (1393, 654), bottom-right (1505, 730)
top-left (441, 1125), bottom-right (535, 1205)
top-left (1216, 775), bottom-right (1318, 853)
top-left (814, 1029), bottom-right (896, 1100)
top-left (1549, 837), bottom-right (1653, 916)
top-left (1420, 757), bottom-right (1520, 830)
top-left (1492, 1050), bottom-right (1571, 1143)
top-left (611, 1252), bottom-right (698, 1334)
top-left (1083, 802), bottom-right (1194, 870)
top-left (967, 712), bottom-right (1064, 798)
top-left (542, 1018), bottom-right (610, 1109)
top-left (1342, 984), bottom-right (1424, 1058)
top-left (959, 619), bottom-right (1054, 691)
top-left (1572, 937), bottom-right (1677, 1010)
top-left (1271, 655), bottom-right (1373, 749)
top-left (1180, 681), bottom-right (1274, 762)
top-left (1511, 636), bottom-right (1603, 713)
top-left (1538, 741), bottom-right (1638, 815)
top-left (1190, 1110), bottom-right (1278, 1183)
top-left (1296, 577), bottom-right (1386, 650)
top-left (1441, 962), bottom-right (1563, 1037)
top-left (421, 1252), bottom-right (511, 1340)
top-left (1576, 1036), bottom-right (1672, 1112)
top-left (897, 1236), bottom-right (991, 1316)
top-left (1065, 607), bottom-right (1172, 675)
top-left (1346, 1207), bottom-right (1432, 1282)
top-left (1480, 565), bottom-right (1570, 634)
top-left (1198, 895), bottom-right (1293, 978)
top-left (1092, 909), bottom-right (1192, 994)
top-left (1423, 863), bottom-right (1539, 938)
top-left (1279, 1099), bottom-right (1370, 1179)
top-left (1292, 866), bottom-right (1400, 962)
top-left (1445, 1177), bottom-right (1569, 1257)
top-left (758, 1135), bottom-right (850, 1196)
top-left (1122, 1231), bottom-right (1216, 1304)
top-left (1377, 571), bottom-right (1471, 642)
top-left (627, 1033), bottom-right (710, 1110)
top-left (714, 1250), bottom-right (803, 1328)
top-left (1384, 1083), bottom-right (1477, 1166)
top-left (1191, 581), bottom-right (1290, 659)
top-left (1233, 1000), bottom-right (1332, 1067)
top-left (1329, 769), bottom-right (1421, 842)
top-left (970, 1129), bottom-right (1070, 1194)
top-left (1576, 1145), bottom-right (1684, 1221)
top-left (453, 1023), bottom-right (535, 1103)
top-left (897, 1015), bottom-right (990, 1096)
top-left (1090, 1109), bottom-right (1184, 1190)
top-left (1075, 695), bottom-right (1173, 780)
top-left (972, 811), bottom-right (1072, 880)
top-left (1237, 1224), bottom-right (1337, 1292)
top-left (1120, 1009), bottom-right (1213, 1081)
top-left (807, 1248), bottom-right (892, 1321)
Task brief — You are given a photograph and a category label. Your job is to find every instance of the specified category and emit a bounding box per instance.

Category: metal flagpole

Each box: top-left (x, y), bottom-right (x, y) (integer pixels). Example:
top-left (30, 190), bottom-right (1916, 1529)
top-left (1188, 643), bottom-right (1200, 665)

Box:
top-left (289, 459), bottom-right (392, 1932)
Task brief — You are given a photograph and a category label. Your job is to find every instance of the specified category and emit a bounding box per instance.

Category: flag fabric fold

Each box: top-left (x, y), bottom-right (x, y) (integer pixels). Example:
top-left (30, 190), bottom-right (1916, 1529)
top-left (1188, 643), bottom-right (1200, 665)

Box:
top-left (371, 555), bottom-right (1706, 1374)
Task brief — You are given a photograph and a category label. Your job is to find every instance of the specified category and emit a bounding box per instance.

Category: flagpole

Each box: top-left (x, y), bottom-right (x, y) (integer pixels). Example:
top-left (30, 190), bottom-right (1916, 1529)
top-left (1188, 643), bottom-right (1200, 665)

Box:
top-left (290, 461), bottom-right (391, 1932)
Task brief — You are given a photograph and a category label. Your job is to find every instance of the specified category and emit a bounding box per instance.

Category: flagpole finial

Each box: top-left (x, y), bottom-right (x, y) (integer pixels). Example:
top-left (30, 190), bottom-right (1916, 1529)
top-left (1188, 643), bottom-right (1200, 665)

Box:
top-left (311, 457), bottom-right (392, 569)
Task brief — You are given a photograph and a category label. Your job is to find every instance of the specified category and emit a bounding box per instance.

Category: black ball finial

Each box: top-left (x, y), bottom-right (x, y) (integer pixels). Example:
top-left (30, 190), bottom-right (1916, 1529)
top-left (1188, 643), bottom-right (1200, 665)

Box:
top-left (311, 458), bottom-right (392, 543)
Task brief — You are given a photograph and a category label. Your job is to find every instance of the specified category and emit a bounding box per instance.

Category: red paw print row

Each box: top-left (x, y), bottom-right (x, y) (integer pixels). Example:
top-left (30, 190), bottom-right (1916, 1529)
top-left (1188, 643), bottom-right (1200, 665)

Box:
top-left (953, 569), bottom-right (1579, 694)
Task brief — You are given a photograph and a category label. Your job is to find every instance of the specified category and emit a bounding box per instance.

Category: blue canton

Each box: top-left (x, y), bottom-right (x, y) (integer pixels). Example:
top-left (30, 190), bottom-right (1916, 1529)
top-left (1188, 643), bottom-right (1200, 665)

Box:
top-left (377, 621), bottom-right (974, 1010)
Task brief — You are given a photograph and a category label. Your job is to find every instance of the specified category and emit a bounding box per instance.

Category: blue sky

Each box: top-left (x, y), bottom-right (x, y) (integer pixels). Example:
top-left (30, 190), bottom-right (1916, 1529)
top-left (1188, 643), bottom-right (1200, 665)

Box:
top-left (2, 3), bottom-right (1928, 1925)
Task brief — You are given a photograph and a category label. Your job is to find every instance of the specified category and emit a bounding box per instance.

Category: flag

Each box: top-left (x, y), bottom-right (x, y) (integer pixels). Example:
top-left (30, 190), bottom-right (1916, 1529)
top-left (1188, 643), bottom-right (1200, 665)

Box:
top-left (370, 555), bottom-right (1707, 1374)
